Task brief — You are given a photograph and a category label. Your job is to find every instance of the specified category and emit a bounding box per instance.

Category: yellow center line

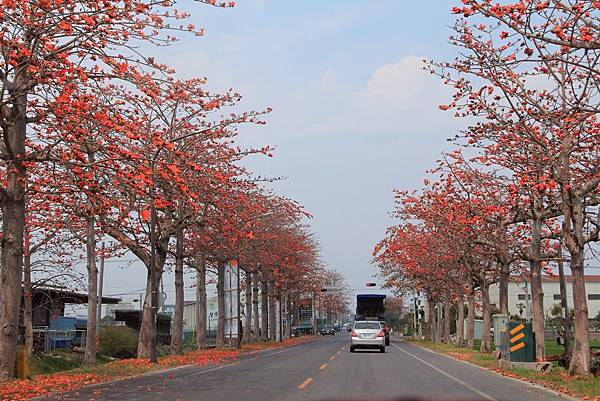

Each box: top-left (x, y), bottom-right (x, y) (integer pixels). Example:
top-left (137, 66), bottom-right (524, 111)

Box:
top-left (330, 355), bottom-right (336, 360)
top-left (298, 377), bottom-right (313, 390)
top-left (320, 363), bottom-right (328, 370)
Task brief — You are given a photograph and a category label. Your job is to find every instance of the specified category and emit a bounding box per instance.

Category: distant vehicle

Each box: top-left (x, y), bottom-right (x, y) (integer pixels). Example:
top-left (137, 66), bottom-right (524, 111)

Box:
top-left (321, 324), bottom-right (335, 335)
top-left (355, 294), bottom-right (388, 344)
top-left (355, 294), bottom-right (386, 321)
top-left (350, 321), bottom-right (386, 353)
top-left (334, 323), bottom-right (341, 332)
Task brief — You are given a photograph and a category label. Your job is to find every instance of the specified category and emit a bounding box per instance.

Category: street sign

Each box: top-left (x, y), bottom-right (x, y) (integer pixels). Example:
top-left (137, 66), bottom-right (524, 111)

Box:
top-left (224, 260), bottom-right (240, 341)
top-left (298, 300), bottom-right (312, 322)
top-left (144, 291), bottom-right (165, 309)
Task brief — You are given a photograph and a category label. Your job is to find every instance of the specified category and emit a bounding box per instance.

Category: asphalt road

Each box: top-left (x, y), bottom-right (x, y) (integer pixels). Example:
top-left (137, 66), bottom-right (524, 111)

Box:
top-left (41, 335), bottom-right (572, 401)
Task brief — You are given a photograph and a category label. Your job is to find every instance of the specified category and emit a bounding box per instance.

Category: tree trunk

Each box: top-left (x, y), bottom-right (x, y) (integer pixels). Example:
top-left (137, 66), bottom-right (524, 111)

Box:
top-left (530, 215), bottom-right (546, 361)
top-left (0, 90), bottom-right (27, 382)
top-left (426, 296), bottom-right (436, 342)
top-left (480, 280), bottom-right (491, 353)
top-left (216, 262), bottom-right (225, 347)
top-left (195, 257), bottom-right (207, 349)
top-left (557, 68), bottom-right (591, 375)
top-left (252, 273), bottom-right (260, 341)
top-left (435, 302), bottom-right (442, 343)
top-left (268, 281), bottom-right (277, 341)
top-left (467, 278), bottom-right (475, 350)
top-left (138, 272), bottom-right (156, 358)
top-left (443, 299), bottom-right (451, 344)
top-left (557, 248), bottom-right (571, 354)
top-left (260, 278), bottom-right (269, 341)
top-left (243, 271), bottom-right (252, 343)
top-left (568, 253), bottom-right (591, 375)
top-left (286, 294), bottom-right (292, 339)
top-left (456, 292), bottom-right (464, 347)
top-left (84, 216), bottom-right (98, 365)
top-left (23, 252), bottom-right (33, 357)
top-left (170, 226), bottom-right (184, 354)
top-left (137, 242), bottom-right (168, 358)
top-left (498, 259), bottom-right (510, 316)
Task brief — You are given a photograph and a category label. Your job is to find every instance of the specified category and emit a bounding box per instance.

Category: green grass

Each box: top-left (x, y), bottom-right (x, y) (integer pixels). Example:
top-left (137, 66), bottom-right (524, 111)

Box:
top-left (30, 350), bottom-right (83, 375)
top-left (30, 350), bottom-right (112, 376)
top-left (470, 338), bottom-right (600, 356)
top-left (510, 366), bottom-right (600, 398)
top-left (544, 341), bottom-right (564, 357)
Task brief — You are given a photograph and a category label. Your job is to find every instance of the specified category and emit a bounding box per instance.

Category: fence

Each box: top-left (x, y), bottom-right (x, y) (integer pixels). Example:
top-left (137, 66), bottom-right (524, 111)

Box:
top-left (32, 328), bottom-right (87, 352)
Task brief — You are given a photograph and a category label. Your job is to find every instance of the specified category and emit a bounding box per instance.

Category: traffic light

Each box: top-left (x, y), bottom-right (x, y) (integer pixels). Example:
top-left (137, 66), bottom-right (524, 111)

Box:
top-left (365, 282), bottom-right (377, 287)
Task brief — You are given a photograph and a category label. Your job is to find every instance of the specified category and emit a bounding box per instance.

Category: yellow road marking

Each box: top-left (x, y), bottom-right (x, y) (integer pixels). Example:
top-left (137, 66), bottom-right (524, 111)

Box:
top-left (298, 378), bottom-right (313, 390)
top-left (510, 332), bottom-right (525, 343)
top-left (510, 324), bottom-right (524, 335)
top-left (336, 350), bottom-right (341, 354)
top-left (330, 355), bottom-right (336, 360)
top-left (510, 342), bottom-right (525, 352)
top-left (320, 363), bottom-right (328, 370)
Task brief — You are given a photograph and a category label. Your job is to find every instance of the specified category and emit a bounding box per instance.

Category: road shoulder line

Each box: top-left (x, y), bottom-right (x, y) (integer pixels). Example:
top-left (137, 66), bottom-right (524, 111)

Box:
top-left (404, 341), bottom-right (582, 401)
top-left (391, 343), bottom-right (496, 401)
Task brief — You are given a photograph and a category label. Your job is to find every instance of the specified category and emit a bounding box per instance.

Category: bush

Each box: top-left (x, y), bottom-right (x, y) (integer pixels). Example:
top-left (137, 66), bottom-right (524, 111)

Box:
top-left (99, 326), bottom-right (139, 359)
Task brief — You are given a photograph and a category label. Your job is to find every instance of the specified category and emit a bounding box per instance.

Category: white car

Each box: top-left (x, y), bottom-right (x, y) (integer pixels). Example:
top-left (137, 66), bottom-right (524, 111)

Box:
top-left (350, 321), bottom-right (386, 353)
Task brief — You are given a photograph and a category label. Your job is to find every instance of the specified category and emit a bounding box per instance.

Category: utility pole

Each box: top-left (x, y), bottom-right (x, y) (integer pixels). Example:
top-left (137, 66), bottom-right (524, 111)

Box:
top-left (311, 292), bottom-right (316, 335)
top-left (557, 248), bottom-right (571, 352)
top-left (523, 281), bottom-right (531, 322)
top-left (149, 154), bottom-right (158, 364)
top-left (414, 295), bottom-right (418, 335)
top-left (96, 243), bottom-right (105, 335)
top-left (237, 261), bottom-right (241, 349)
top-left (279, 295), bottom-right (283, 342)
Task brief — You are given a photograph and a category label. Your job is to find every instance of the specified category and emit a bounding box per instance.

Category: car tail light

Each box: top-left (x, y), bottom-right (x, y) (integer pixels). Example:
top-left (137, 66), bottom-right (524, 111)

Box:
top-left (377, 330), bottom-right (385, 337)
top-left (351, 330), bottom-right (357, 337)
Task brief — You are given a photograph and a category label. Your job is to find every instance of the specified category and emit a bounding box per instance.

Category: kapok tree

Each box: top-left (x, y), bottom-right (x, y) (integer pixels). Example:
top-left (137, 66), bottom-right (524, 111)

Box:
top-left (93, 77), bottom-right (268, 358)
top-left (437, 2), bottom-right (600, 373)
top-left (0, 0), bottom-right (233, 379)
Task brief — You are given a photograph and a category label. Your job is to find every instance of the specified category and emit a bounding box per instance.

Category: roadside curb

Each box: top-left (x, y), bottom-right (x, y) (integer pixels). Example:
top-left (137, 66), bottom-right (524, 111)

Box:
top-left (404, 340), bottom-right (584, 401)
top-left (29, 338), bottom-right (314, 400)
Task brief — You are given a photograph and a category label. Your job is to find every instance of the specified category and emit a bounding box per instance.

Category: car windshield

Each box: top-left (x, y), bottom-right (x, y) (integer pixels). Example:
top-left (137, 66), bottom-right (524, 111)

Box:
top-left (324, 325), bottom-right (333, 329)
top-left (354, 322), bottom-right (380, 330)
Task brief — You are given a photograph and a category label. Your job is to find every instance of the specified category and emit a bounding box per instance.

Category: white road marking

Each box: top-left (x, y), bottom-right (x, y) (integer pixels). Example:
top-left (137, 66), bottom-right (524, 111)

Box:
top-left (413, 342), bottom-right (581, 401)
top-left (261, 346), bottom-right (304, 357)
top-left (189, 344), bottom-right (307, 378)
top-left (391, 343), bottom-right (496, 401)
top-left (190, 362), bottom-right (240, 378)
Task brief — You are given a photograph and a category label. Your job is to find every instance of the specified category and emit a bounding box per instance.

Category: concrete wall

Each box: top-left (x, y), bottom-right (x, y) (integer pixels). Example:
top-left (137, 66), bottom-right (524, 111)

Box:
top-left (183, 297), bottom-right (219, 333)
top-left (489, 280), bottom-right (600, 319)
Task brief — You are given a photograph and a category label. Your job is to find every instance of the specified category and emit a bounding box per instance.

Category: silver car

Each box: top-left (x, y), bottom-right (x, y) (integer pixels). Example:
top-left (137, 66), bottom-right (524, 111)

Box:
top-left (350, 321), bottom-right (386, 353)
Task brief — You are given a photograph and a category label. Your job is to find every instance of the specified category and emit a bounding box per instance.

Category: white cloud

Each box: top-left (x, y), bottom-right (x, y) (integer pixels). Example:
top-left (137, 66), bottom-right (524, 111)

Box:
top-left (366, 55), bottom-right (430, 99)
top-left (252, 0), bottom-right (268, 11)
top-left (273, 54), bottom-right (453, 141)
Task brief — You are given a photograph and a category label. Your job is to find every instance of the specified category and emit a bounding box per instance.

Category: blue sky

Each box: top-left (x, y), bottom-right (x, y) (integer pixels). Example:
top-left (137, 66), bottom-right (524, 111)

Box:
top-left (98, 1), bottom-right (465, 304)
